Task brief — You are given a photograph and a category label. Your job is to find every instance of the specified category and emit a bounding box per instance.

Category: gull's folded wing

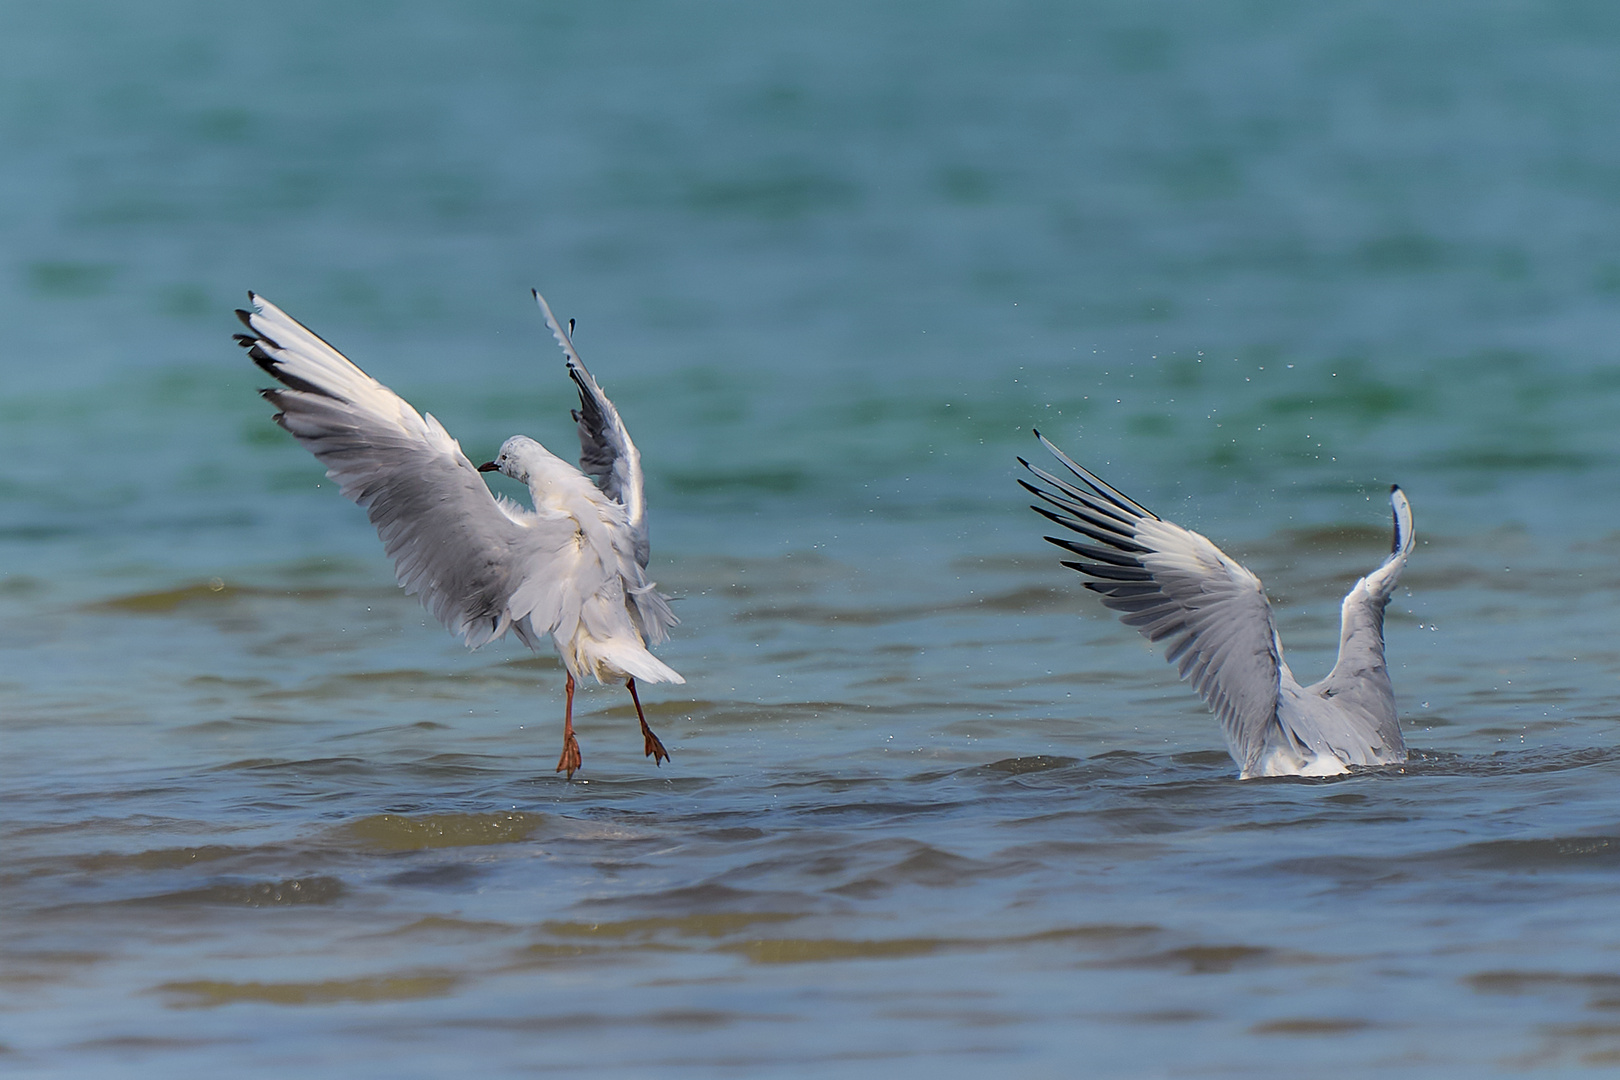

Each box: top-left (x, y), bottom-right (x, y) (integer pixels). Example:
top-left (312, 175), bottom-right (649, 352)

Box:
top-left (532, 290), bottom-right (651, 569)
top-left (236, 293), bottom-right (578, 649)
top-left (1022, 433), bottom-right (1283, 770)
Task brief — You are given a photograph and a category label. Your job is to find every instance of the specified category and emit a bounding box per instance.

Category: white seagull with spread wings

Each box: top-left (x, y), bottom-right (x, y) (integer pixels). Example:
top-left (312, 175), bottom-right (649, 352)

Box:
top-left (1021, 432), bottom-right (1413, 779)
top-left (235, 291), bottom-right (683, 778)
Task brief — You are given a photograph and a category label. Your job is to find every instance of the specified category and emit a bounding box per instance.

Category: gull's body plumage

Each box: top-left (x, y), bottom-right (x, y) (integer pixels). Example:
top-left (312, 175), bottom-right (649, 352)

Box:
top-left (235, 291), bottom-right (681, 776)
top-left (1022, 433), bottom-right (1413, 779)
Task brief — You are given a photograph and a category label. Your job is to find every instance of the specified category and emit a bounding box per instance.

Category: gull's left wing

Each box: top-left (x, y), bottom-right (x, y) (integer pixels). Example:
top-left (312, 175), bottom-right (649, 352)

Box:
top-left (532, 290), bottom-right (651, 569)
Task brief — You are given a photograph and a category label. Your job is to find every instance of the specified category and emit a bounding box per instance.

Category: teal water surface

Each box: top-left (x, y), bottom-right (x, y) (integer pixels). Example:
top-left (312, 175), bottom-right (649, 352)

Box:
top-left (5, 3), bottom-right (1620, 1076)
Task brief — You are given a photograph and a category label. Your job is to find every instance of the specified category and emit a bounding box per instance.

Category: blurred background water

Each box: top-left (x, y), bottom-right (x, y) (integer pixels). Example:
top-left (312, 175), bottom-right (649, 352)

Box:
top-left (4, 1), bottom-right (1620, 1076)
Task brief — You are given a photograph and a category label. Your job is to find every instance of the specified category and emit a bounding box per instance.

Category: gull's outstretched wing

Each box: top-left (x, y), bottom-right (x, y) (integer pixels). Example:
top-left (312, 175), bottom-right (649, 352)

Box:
top-left (532, 290), bottom-right (650, 569)
top-left (1304, 486), bottom-right (1415, 755)
top-left (1021, 432), bottom-right (1283, 768)
top-left (235, 293), bottom-right (578, 649)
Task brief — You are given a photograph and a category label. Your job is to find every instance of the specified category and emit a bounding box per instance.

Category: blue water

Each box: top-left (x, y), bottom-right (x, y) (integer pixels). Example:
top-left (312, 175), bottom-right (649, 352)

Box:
top-left (5, 2), bottom-right (1620, 1076)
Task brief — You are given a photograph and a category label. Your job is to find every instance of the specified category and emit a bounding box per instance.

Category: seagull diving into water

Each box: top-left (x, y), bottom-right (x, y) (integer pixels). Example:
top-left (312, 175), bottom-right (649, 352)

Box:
top-left (235, 291), bottom-right (683, 778)
top-left (1020, 432), bottom-right (1413, 779)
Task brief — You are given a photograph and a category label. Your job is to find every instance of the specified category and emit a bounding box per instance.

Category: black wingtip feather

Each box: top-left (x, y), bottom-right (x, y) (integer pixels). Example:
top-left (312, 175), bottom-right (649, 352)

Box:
top-left (256, 388), bottom-right (291, 426)
top-left (1032, 433), bottom-right (1161, 522)
top-left (1059, 561), bottom-right (1153, 582)
top-left (1043, 534), bottom-right (1144, 567)
top-left (1078, 577), bottom-right (1160, 598)
top-left (235, 308), bottom-right (254, 329)
top-left (1021, 474), bottom-right (1143, 534)
top-left (252, 350), bottom-right (340, 400)
top-left (569, 367), bottom-right (606, 419)
top-left (246, 343), bottom-right (277, 372)
top-left (1028, 502), bottom-right (1148, 549)
top-left (1062, 566), bottom-right (1153, 592)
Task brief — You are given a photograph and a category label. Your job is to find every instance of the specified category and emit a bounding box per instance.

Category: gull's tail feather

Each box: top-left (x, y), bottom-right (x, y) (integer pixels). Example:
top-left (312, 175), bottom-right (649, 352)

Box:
top-left (572, 637), bottom-right (684, 686)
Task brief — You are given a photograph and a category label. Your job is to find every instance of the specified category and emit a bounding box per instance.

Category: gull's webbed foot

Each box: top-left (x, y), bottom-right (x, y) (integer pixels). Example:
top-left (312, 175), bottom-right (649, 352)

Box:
top-left (556, 731), bottom-right (582, 778)
top-left (641, 721), bottom-right (670, 766)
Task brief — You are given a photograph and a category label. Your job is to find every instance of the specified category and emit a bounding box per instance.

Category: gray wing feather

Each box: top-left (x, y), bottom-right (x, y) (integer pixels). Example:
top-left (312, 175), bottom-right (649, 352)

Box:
top-left (236, 293), bottom-right (578, 649)
top-left (531, 290), bottom-right (651, 568)
top-left (1301, 486), bottom-right (1415, 760)
top-left (1022, 434), bottom-right (1283, 770)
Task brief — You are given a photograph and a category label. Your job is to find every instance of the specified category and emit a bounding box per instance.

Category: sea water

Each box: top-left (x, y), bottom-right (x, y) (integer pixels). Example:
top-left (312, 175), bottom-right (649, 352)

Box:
top-left (4, 2), bottom-right (1620, 1076)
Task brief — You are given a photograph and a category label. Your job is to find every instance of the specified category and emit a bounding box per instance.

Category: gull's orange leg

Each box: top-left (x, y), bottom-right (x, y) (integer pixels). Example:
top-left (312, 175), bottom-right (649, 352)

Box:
top-left (556, 672), bottom-right (582, 778)
top-left (626, 678), bottom-right (669, 766)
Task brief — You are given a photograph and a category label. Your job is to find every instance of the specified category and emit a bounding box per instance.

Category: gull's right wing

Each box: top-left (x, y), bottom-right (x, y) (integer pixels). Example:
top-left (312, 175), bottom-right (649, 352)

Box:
top-left (1021, 432), bottom-right (1283, 769)
top-left (1307, 485), bottom-right (1415, 757)
top-left (235, 293), bottom-right (578, 649)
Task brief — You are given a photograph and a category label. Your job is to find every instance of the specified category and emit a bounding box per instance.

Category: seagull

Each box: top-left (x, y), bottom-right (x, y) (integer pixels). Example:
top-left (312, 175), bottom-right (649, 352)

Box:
top-left (1020, 432), bottom-right (1413, 779)
top-left (234, 290), bottom-right (684, 778)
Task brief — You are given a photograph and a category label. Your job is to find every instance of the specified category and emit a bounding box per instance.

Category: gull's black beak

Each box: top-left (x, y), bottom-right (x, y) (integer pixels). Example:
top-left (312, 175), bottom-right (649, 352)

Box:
top-left (477, 461), bottom-right (499, 472)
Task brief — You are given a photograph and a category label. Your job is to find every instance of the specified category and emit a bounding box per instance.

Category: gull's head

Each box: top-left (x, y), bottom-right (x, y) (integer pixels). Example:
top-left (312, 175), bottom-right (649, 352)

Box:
top-left (477, 436), bottom-right (545, 484)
